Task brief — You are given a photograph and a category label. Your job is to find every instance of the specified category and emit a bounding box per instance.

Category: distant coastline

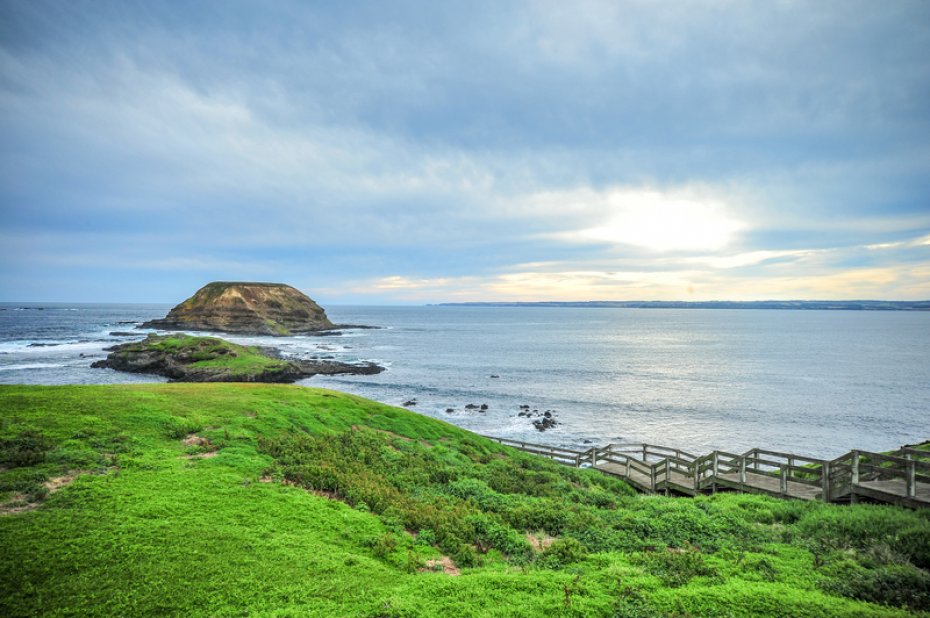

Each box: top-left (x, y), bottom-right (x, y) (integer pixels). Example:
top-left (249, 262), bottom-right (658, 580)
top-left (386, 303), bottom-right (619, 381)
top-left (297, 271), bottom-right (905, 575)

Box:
top-left (434, 300), bottom-right (930, 311)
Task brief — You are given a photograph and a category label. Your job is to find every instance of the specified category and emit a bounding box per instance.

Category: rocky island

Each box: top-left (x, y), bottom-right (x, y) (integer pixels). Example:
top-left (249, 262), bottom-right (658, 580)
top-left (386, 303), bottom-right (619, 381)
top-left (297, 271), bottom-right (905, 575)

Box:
top-left (92, 334), bottom-right (383, 383)
top-left (141, 281), bottom-right (338, 336)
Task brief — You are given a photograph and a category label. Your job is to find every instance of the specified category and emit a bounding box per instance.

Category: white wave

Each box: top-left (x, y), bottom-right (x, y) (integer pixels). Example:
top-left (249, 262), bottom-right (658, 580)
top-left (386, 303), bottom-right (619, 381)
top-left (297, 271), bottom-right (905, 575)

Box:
top-left (0, 363), bottom-right (66, 371)
top-left (0, 339), bottom-right (111, 355)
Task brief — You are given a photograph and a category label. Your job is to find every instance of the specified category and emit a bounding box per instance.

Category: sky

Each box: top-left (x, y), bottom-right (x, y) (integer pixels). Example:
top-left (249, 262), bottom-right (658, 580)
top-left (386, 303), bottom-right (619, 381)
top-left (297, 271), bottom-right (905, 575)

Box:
top-left (1, 1), bottom-right (929, 304)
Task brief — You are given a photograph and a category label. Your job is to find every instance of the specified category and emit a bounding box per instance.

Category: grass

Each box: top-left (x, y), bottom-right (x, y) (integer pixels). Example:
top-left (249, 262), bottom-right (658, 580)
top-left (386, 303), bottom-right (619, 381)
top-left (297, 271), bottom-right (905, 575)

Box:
top-left (120, 334), bottom-right (292, 378)
top-left (1, 384), bottom-right (929, 617)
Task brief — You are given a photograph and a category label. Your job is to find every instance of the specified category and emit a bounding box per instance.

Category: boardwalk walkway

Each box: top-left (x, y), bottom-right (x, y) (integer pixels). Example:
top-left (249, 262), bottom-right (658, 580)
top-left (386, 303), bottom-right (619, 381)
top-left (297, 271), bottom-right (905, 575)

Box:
top-left (483, 438), bottom-right (930, 509)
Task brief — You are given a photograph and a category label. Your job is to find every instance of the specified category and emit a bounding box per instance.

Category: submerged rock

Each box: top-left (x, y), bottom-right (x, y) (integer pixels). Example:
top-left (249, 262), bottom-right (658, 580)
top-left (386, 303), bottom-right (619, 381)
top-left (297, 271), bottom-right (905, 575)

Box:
top-left (141, 281), bottom-right (337, 336)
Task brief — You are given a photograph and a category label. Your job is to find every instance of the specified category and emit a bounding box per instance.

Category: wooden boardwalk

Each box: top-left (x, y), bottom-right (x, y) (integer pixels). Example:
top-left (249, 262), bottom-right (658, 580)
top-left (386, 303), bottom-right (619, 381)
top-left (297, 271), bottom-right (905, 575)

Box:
top-left (484, 437), bottom-right (930, 509)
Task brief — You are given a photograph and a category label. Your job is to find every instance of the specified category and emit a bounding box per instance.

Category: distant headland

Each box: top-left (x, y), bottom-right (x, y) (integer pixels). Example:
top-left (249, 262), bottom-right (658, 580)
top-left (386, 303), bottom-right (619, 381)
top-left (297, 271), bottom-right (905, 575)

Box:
top-left (435, 300), bottom-right (930, 311)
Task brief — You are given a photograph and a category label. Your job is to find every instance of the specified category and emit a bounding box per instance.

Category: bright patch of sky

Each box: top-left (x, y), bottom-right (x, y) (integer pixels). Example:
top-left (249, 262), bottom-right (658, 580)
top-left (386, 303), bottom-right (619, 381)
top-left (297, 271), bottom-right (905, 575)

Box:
top-left (1, 1), bottom-right (929, 303)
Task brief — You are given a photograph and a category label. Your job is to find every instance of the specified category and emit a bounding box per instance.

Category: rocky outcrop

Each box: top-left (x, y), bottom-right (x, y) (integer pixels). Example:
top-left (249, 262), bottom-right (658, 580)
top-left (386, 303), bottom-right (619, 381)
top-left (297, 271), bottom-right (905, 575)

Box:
top-left (141, 282), bottom-right (336, 336)
top-left (92, 334), bottom-right (383, 383)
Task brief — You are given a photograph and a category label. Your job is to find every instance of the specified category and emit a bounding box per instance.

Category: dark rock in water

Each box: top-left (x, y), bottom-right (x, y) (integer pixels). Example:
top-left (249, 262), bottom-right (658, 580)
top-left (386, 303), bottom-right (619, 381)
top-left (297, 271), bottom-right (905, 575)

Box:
top-left (332, 324), bottom-right (381, 330)
top-left (109, 331), bottom-right (142, 337)
top-left (515, 407), bottom-right (560, 431)
top-left (532, 417), bottom-right (559, 432)
top-left (403, 399), bottom-right (417, 407)
top-left (116, 321), bottom-right (139, 324)
top-left (445, 408), bottom-right (455, 414)
top-left (141, 281), bottom-right (338, 336)
top-left (27, 342), bottom-right (60, 347)
top-left (490, 374), bottom-right (500, 378)
top-left (480, 404), bottom-right (488, 411)
top-left (583, 439), bottom-right (593, 444)
top-left (91, 333), bottom-right (383, 383)
top-left (465, 404), bottom-right (478, 410)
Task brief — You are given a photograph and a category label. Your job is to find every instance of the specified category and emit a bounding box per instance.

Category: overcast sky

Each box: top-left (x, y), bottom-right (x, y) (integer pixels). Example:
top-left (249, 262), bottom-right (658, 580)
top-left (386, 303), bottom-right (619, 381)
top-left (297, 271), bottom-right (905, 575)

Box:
top-left (2, 1), bottom-right (929, 303)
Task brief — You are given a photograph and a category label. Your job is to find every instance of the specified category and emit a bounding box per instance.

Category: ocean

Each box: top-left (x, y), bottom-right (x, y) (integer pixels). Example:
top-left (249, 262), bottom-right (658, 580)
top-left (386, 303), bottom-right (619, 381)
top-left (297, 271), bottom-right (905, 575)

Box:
top-left (1, 302), bottom-right (927, 459)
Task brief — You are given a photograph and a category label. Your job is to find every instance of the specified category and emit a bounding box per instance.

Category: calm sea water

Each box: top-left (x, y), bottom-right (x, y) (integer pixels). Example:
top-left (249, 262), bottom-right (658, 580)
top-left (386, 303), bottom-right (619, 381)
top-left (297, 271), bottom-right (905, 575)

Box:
top-left (1, 303), bottom-right (927, 458)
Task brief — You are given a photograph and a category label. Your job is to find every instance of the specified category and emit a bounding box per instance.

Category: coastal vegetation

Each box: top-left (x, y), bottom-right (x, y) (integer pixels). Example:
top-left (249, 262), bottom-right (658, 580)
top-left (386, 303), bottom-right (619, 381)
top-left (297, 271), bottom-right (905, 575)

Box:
top-left (1, 384), bottom-right (928, 616)
top-left (91, 334), bottom-right (382, 382)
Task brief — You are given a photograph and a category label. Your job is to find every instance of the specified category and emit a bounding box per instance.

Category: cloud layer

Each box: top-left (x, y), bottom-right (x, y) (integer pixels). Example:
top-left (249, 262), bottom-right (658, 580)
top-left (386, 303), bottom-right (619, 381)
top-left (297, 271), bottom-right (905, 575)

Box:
top-left (1, 1), bottom-right (929, 302)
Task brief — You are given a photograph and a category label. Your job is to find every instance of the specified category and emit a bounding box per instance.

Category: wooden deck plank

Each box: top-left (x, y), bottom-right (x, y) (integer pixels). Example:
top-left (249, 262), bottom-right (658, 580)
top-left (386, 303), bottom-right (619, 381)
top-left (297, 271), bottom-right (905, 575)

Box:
top-left (714, 472), bottom-right (823, 500)
top-left (855, 479), bottom-right (930, 504)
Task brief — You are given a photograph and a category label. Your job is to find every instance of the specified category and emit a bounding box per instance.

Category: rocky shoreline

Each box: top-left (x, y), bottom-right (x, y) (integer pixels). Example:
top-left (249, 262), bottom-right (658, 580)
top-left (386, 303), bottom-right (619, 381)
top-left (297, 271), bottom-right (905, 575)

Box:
top-left (91, 334), bottom-right (383, 383)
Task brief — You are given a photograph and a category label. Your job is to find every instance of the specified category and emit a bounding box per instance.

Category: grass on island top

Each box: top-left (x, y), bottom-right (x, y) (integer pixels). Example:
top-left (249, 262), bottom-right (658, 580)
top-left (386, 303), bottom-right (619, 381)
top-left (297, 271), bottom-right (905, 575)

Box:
top-left (124, 334), bottom-right (291, 375)
top-left (1, 384), bottom-right (929, 617)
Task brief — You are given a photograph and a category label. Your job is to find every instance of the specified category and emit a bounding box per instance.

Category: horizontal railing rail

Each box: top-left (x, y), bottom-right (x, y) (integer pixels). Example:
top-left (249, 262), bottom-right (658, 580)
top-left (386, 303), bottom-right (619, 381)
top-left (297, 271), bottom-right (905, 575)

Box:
top-left (483, 435), bottom-right (928, 507)
top-left (483, 436), bottom-right (587, 466)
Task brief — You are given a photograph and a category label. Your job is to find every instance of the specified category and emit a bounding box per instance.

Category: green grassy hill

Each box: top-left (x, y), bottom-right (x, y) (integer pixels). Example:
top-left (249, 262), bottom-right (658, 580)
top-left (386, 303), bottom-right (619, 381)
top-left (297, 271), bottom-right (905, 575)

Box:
top-left (1, 384), bottom-right (928, 617)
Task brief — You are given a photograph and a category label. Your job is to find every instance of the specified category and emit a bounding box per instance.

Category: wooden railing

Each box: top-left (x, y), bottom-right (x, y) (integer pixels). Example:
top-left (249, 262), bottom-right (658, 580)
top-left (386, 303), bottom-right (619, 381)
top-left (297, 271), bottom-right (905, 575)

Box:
top-left (482, 436), bottom-right (588, 467)
top-left (484, 436), bottom-right (929, 508)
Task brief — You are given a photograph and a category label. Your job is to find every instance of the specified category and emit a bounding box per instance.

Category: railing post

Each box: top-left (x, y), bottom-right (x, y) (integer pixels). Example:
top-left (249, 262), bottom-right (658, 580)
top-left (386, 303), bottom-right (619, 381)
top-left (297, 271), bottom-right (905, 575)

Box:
top-left (821, 461), bottom-right (831, 502)
top-left (590, 448), bottom-right (596, 468)
top-left (907, 455), bottom-right (916, 498)
top-left (753, 449), bottom-right (760, 472)
top-left (642, 444), bottom-right (648, 461)
top-left (712, 452), bottom-right (719, 477)
top-left (788, 456), bottom-right (795, 480)
top-left (739, 457), bottom-right (747, 485)
top-left (650, 465), bottom-right (656, 491)
top-left (625, 458), bottom-right (630, 477)
top-left (692, 461), bottom-right (699, 491)
top-left (779, 466), bottom-right (788, 494)
top-left (851, 451), bottom-right (859, 485)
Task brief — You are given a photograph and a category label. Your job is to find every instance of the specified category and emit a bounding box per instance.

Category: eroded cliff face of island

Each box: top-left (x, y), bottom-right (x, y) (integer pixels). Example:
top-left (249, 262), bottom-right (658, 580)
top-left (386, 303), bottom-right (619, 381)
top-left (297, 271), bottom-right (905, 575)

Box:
top-left (142, 282), bottom-right (335, 336)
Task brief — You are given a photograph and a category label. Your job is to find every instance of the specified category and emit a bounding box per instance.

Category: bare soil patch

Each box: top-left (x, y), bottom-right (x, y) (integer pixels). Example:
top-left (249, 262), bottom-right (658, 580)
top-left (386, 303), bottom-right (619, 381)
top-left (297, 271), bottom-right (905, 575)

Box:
top-left (422, 556), bottom-right (460, 576)
top-left (180, 434), bottom-right (219, 459)
top-left (527, 533), bottom-right (556, 552)
top-left (1, 470), bottom-right (83, 515)
top-left (182, 433), bottom-right (211, 447)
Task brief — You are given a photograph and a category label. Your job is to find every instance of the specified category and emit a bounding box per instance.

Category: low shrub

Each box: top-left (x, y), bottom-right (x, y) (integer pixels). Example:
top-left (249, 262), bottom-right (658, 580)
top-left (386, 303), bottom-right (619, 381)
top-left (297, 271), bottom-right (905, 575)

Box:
top-left (162, 415), bottom-right (203, 440)
top-left (819, 563), bottom-right (930, 611)
top-left (0, 429), bottom-right (53, 467)
top-left (539, 537), bottom-right (587, 568)
top-left (631, 547), bottom-right (719, 588)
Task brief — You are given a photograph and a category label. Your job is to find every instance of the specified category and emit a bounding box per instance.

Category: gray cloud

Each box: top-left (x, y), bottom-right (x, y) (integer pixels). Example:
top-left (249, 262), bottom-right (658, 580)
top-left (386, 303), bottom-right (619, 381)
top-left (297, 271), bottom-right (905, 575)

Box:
top-left (1, 0), bottom-right (928, 302)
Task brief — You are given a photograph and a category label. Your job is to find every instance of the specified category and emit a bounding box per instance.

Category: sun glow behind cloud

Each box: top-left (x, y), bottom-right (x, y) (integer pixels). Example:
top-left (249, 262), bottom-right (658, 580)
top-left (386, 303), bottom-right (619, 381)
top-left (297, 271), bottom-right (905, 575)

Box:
top-left (556, 188), bottom-right (745, 252)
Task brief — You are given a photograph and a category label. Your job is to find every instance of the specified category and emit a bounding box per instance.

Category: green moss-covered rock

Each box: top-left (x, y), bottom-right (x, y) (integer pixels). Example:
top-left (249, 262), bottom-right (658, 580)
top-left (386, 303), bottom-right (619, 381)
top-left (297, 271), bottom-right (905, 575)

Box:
top-left (91, 334), bottom-right (381, 382)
